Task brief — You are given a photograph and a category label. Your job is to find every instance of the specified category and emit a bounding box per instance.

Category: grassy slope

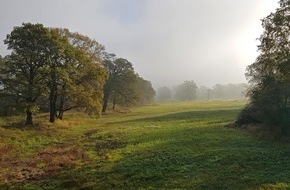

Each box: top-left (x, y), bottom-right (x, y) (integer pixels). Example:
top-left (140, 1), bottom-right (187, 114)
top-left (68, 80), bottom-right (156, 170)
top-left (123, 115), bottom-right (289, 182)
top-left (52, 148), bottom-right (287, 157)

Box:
top-left (1, 101), bottom-right (290, 189)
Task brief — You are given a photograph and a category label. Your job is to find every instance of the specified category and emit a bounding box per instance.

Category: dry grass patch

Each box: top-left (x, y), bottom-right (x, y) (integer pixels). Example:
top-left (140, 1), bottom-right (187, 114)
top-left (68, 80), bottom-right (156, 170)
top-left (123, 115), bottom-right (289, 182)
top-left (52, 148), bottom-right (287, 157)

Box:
top-left (37, 144), bottom-right (89, 172)
top-left (0, 143), bottom-right (89, 183)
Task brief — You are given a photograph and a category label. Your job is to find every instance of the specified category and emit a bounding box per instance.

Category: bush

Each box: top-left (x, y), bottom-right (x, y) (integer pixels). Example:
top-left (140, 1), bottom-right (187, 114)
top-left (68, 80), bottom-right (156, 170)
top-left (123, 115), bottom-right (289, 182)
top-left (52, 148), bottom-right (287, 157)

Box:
top-left (235, 104), bottom-right (261, 127)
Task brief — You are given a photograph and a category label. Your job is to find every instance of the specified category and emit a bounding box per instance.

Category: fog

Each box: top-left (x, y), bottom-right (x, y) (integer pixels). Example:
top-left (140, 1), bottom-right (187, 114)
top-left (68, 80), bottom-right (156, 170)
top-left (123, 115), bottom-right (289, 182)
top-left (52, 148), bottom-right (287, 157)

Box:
top-left (0, 0), bottom-right (278, 88)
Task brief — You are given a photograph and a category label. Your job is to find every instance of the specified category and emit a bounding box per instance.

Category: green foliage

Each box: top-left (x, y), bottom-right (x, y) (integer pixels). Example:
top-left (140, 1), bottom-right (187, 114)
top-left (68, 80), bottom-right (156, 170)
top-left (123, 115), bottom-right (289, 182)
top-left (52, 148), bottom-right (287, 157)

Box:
top-left (0, 23), bottom-right (108, 123)
top-left (212, 83), bottom-right (247, 99)
top-left (102, 56), bottom-right (136, 112)
top-left (1, 23), bottom-right (154, 123)
top-left (235, 103), bottom-right (262, 128)
top-left (174, 80), bottom-right (198, 101)
top-left (102, 56), bottom-right (155, 112)
top-left (1, 23), bottom-right (53, 125)
top-left (47, 28), bottom-right (107, 120)
top-left (196, 83), bottom-right (247, 100)
top-left (238, 1), bottom-right (290, 137)
top-left (131, 76), bottom-right (156, 105)
top-left (156, 86), bottom-right (172, 101)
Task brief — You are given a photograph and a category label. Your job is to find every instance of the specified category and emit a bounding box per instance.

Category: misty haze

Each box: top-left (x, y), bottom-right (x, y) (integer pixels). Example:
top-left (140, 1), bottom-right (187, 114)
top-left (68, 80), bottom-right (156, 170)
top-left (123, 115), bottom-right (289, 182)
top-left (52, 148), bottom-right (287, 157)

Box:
top-left (0, 0), bottom-right (278, 88)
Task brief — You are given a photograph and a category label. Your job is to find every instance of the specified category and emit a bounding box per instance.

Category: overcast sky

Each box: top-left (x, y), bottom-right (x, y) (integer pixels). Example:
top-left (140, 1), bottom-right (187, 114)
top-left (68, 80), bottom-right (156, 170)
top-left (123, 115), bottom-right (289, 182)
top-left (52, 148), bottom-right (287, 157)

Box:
top-left (0, 0), bottom-right (278, 88)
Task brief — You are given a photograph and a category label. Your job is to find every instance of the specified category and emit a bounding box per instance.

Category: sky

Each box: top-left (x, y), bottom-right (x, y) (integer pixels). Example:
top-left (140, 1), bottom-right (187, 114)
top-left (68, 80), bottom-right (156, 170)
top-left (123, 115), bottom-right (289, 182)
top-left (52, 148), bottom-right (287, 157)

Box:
top-left (0, 0), bottom-right (279, 88)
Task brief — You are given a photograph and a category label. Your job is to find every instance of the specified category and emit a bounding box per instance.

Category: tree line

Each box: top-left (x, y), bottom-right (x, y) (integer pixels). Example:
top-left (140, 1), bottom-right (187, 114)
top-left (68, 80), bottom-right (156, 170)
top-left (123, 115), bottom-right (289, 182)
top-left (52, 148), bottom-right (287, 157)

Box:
top-left (0, 23), bottom-right (155, 125)
top-left (156, 81), bottom-right (246, 101)
top-left (235, 0), bottom-right (290, 139)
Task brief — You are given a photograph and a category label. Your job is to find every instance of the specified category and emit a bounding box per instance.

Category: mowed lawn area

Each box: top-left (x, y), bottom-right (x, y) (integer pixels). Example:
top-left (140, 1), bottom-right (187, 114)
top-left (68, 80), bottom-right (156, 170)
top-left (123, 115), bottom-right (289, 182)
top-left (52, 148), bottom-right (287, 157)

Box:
top-left (1, 101), bottom-right (290, 190)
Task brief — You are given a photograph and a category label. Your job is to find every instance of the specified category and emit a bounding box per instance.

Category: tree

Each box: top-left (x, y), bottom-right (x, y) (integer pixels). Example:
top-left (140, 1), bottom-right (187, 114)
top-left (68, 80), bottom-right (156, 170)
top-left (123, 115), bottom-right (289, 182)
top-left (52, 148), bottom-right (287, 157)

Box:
top-left (211, 83), bottom-right (246, 100)
top-left (156, 86), bottom-right (172, 101)
top-left (109, 75), bottom-right (155, 108)
top-left (45, 28), bottom-right (74, 123)
top-left (1, 23), bottom-right (52, 125)
top-left (101, 55), bottom-right (155, 112)
top-left (133, 76), bottom-right (156, 105)
top-left (174, 80), bottom-right (197, 101)
top-left (212, 84), bottom-right (225, 99)
top-left (102, 56), bottom-right (136, 112)
top-left (47, 28), bottom-right (106, 121)
top-left (225, 83), bottom-right (247, 99)
top-left (236, 1), bottom-right (290, 137)
top-left (196, 86), bottom-right (209, 100)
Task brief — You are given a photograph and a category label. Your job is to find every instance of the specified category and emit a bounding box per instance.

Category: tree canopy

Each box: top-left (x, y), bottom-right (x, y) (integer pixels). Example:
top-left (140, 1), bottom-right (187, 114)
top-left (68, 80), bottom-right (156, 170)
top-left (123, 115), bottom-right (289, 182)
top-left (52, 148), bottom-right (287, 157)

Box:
top-left (156, 86), bottom-right (172, 101)
top-left (0, 23), bottom-right (154, 125)
top-left (236, 1), bottom-right (290, 138)
top-left (46, 28), bottom-right (106, 122)
top-left (102, 56), bottom-right (155, 112)
top-left (1, 23), bottom-right (53, 125)
top-left (174, 80), bottom-right (198, 101)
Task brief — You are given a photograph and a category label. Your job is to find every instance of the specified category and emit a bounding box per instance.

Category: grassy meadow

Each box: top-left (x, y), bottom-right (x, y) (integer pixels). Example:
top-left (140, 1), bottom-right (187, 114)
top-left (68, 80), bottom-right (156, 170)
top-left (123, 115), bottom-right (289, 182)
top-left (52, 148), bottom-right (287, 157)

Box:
top-left (1, 100), bottom-right (290, 189)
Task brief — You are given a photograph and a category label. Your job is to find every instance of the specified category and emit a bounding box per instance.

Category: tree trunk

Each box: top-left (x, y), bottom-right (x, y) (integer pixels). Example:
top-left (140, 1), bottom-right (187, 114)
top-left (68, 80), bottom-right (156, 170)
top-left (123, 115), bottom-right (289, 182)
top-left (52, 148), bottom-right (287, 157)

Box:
top-left (102, 95), bottom-right (109, 113)
top-left (102, 89), bottom-right (110, 113)
top-left (112, 94), bottom-right (116, 110)
top-left (58, 110), bottom-right (64, 120)
top-left (57, 84), bottom-right (65, 120)
top-left (25, 109), bottom-right (33, 125)
top-left (49, 90), bottom-right (57, 123)
top-left (26, 68), bottom-right (34, 125)
top-left (49, 62), bottom-right (57, 123)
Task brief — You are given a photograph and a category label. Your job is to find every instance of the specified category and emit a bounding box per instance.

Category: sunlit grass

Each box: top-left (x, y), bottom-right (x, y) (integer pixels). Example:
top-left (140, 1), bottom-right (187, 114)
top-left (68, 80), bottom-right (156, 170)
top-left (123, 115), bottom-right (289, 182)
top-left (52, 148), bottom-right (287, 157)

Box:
top-left (1, 100), bottom-right (290, 189)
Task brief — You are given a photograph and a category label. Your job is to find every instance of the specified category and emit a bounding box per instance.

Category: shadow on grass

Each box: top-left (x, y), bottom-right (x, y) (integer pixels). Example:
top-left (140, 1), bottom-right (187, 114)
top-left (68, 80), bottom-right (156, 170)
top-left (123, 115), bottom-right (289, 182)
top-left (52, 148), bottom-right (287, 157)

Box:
top-left (0, 122), bottom-right (50, 132)
top-left (2, 109), bottom-right (290, 189)
top-left (106, 125), bottom-right (290, 189)
top-left (105, 108), bottom-right (241, 126)
top-left (12, 123), bottom-right (290, 190)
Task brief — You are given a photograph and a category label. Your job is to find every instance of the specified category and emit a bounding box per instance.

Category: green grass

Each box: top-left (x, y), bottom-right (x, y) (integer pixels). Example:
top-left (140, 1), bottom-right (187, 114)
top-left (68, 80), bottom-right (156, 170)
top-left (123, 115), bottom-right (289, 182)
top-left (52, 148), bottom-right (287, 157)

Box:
top-left (1, 100), bottom-right (290, 189)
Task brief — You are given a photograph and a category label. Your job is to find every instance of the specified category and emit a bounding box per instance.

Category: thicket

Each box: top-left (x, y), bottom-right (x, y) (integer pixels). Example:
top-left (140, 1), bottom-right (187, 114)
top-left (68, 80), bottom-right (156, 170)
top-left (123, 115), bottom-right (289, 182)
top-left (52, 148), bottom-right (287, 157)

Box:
top-left (235, 0), bottom-right (290, 138)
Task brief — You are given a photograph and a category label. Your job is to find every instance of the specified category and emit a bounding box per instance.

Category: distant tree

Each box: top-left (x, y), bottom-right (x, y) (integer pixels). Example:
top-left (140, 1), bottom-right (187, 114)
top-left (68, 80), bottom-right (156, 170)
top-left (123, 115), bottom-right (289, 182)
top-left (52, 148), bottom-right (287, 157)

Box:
top-left (225, 83), bottom-right (247, 99)
top-left (102, 56), bottom-right (136, 112)
top-left (174, 80), bottom-right (197, 101)
top-left (110, 72), bottom-right (137, 109)
top-left (236, 1), bottom-right (290, 137)
top-left (156, 86), bottom-right (172, 101)
top-left (212, 84), bottom-right (225, 99)
top-left (211, 83), bottom-right (246, 100)
top-left (0, 23), bottom-right (52, 125)
top-left (102, 55), bottom-right (155, 111)
top-left (134, 76), bottom-right (155, 104)
top-left (196, 86), bottom-right (210, 100)
top-left (108, 75), bottom-right (155, 109)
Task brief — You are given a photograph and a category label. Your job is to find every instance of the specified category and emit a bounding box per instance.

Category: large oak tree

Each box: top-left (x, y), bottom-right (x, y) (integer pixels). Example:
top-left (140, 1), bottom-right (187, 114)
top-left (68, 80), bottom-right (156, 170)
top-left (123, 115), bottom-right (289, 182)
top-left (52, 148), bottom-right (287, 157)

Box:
top-left (1, 23), bottom-right (52, 125)
top-left (1, 23), bottom-right (107, 124)
top-left (47, 28), bottom-right (106, 121)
